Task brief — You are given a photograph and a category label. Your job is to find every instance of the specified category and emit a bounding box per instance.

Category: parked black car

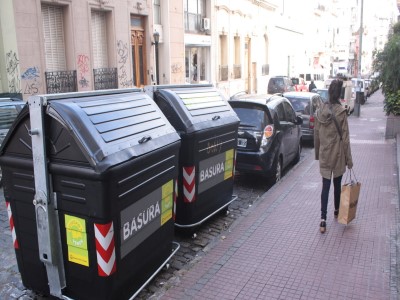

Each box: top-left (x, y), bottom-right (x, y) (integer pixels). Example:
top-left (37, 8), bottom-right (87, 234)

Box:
top-left (228, 94), bottom-right (302, 183)
top-left (283, 91), bottom-right (323, 143)
top-left (267, 76), bottom-right (295, 94)
top-left (0, 98), bottom-right (25, 185)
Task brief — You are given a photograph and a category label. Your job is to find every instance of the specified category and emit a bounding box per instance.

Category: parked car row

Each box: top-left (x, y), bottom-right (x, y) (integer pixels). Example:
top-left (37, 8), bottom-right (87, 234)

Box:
top-left (0, 97), bottom-right (25, 186)
top-left (0, 87), bottom-right (317, 191)
top-left (229, 93), bottom-right (303, 183)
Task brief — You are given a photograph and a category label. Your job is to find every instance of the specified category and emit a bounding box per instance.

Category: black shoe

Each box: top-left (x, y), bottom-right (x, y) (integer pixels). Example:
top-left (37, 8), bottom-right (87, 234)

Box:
top-left (320, 220), bottom-right (326, 233)
top-left (334, 210), bottom-right (339, 218)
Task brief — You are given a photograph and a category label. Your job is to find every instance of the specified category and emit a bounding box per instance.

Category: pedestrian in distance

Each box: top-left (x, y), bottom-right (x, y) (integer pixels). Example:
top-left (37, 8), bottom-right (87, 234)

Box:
top-left (314, 79), bottom-right (353, 233)
top-left (309, 80), bottom-right (317, 92)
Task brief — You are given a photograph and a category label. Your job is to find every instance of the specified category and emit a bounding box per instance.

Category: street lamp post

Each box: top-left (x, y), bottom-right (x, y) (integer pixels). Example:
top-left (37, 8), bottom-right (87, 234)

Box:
top-left (152, 31), bottom-right (160, 85)
top-left (354, 0), bottom-right (364, 117)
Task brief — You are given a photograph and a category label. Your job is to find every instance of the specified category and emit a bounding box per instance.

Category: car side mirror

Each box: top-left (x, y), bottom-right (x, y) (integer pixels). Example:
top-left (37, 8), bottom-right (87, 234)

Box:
top-left (296, 116), bottom-right (303, 125)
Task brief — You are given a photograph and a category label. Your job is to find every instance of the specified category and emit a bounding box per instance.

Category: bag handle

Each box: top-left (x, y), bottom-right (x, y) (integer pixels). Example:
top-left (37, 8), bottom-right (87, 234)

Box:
top-left (344, 168), bottom-right (358, 184)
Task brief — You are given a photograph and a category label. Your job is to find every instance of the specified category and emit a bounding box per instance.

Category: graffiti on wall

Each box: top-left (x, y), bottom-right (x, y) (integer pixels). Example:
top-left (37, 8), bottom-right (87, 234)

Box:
top-left (117, 40), bottom-right (133, 88)
top-left (77, 54), bottom-right (90, 88)
top-left (5, 51), bottom-right (21, 93)
top-left (21, 67), bottom-right (41, 95)
top-left (171, 63), bottom-right (183, 74)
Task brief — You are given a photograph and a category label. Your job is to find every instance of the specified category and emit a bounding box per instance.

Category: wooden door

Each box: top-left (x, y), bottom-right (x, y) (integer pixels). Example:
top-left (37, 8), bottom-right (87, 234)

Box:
top-left (131, 30), bottom-right (147, 87)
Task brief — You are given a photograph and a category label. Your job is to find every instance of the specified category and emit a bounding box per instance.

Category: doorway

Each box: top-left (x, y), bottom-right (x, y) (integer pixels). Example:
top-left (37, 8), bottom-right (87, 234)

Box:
top-left (185, 46), bottom-right (209, 84)
top-left (130, 16), bottom-right (147, 87)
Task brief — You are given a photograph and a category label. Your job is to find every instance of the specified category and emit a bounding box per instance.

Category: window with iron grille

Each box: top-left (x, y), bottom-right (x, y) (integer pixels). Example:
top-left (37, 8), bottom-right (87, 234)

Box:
top-left (219, 34), bottom-right (228, 82)
top-left (233, 64), bottom-right (241, 79)
top-left (219, 65), bottom-right (228, 81)
top-left (184, 0), bottom-right (206, 32)
top-left (42, 4), bottom-right (66, 71)
top-left (262, 64), bottom-right (270, 76)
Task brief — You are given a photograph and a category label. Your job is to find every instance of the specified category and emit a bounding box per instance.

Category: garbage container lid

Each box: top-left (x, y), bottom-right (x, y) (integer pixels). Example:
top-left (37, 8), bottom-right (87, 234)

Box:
top-left (1, 90), bottom-right (180, 172)
top-left (153, 85), bottom-right (239, 133)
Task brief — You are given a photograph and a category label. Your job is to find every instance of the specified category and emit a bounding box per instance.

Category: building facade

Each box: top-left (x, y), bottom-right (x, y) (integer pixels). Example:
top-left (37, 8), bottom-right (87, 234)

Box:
top-left (0, 0), bottom-right (186, 99)
top-left (0, 0), bottom-right (398, 100)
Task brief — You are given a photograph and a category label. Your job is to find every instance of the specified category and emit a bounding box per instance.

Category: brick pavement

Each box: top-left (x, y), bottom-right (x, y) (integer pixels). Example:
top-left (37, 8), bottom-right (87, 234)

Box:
top-left (0, 90), bottom-right (398, 300)
top-left (157, 90), bottom-right (399, 300)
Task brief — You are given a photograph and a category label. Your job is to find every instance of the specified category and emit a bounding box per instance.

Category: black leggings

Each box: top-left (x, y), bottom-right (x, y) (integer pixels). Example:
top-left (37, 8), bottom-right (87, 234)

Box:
top-left (321, 175), bottom-right (342, 220)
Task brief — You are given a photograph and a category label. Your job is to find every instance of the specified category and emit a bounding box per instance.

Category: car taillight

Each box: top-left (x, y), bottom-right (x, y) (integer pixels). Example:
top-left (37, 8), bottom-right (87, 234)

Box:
top-left (309, 115), bottom-right (315, 129)
top-left (261, 125), bottom-right (274, 146)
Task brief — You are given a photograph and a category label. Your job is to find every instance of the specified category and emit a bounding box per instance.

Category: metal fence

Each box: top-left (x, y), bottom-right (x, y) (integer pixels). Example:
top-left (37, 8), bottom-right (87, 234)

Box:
top-left (219, 65), bottom-right (228, 81)
top-left (45, 70), bottom-right (77, 94)
top-left (262, 64), bottom-right (270, 76)
top-left (93, 68), bottom-right (118, 90)
top-left (233, 64), bottom-right (241, 79)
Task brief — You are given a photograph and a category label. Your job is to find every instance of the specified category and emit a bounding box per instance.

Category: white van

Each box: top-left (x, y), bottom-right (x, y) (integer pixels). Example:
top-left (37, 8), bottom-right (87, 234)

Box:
top-left (341, 80), bottom-right (354, 114)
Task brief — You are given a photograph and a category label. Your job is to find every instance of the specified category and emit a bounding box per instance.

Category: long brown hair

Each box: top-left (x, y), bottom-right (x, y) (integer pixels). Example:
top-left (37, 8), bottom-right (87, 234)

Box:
top-left (328, 79), bottom-right (343, 105)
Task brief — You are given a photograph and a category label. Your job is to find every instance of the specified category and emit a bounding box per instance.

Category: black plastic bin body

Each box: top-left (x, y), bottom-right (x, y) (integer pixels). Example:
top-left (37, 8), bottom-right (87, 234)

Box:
top-left (145, 85), bottom-right (240, 227)
top-left (0, 90), bottom-right (180, 299)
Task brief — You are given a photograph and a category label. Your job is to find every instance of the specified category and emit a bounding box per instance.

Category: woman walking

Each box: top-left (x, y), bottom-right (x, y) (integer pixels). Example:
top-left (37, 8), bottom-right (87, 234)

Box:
top-left (314, 79), bottom-right (353, 233)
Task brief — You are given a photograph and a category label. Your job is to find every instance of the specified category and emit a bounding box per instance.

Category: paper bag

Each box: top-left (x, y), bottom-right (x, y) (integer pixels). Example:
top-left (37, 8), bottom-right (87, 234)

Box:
top-left (338, 181), bottom-right (361, 225)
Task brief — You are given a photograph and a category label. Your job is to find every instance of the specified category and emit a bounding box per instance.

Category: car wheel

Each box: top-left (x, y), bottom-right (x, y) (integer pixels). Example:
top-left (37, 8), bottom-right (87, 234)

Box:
top-left (269, 156), bottom-right (282, 184)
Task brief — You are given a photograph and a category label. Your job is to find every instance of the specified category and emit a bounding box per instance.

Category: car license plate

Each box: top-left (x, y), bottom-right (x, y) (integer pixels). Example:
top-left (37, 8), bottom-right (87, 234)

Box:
top-left (237, 138), bottom-right (247, 147)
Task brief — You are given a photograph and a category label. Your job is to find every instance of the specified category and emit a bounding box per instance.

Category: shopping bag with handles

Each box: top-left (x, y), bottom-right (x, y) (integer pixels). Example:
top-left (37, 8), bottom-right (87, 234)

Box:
top-left (338, 169), bottom-right (361, 225)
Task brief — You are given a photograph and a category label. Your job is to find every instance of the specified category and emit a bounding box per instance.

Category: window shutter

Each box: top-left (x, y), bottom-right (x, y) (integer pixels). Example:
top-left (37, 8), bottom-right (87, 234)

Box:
top-left (91, 11), bottom-right (108, 68)
top-left (42, 5), bottom-right (66, 71)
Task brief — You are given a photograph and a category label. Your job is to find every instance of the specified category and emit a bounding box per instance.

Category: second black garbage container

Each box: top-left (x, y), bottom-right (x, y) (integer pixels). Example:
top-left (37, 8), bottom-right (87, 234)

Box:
top-left (0, 89), bottom-right (181, 299)
top-left (145, 84), bottom-right (240, 228)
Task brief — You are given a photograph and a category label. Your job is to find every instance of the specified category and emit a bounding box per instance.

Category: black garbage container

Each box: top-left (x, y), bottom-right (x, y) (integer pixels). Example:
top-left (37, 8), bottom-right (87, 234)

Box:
top-left (144, 84), bottom-right (239, 228)
top-left (0, 89), bottom-right (180, 299)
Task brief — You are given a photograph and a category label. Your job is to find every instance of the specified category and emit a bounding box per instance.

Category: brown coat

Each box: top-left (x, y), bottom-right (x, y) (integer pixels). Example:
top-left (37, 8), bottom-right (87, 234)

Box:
top-left (314, 103), bottom-right (353, 179)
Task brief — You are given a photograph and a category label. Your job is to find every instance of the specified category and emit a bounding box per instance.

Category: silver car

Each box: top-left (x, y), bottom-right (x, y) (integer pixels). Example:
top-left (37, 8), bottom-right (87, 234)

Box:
top-left (283, 92), bottom-right (323, 144)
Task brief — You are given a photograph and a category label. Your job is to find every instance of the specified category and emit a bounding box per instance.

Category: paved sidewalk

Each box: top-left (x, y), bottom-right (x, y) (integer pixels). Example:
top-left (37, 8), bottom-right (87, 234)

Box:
top-left (157, 90), bottom-right (399, 300)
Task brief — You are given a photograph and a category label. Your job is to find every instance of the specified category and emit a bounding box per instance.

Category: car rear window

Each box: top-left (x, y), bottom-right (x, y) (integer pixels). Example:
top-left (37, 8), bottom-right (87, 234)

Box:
top-left (232, 106), bottom-right (270, 131)
top-left (285, 97), bottom-right (310, 114)
top-left (0, 105), bottom-right (20, 130)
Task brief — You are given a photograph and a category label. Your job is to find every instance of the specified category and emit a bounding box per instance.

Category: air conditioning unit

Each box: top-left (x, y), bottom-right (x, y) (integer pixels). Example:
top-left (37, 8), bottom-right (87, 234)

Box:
top-left (202, 18), bottom-right (211, 31)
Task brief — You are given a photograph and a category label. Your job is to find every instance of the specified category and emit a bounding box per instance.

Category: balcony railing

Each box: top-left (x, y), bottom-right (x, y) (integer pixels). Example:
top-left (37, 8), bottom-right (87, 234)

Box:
top-left (93, 68), bottom-right (118, 90)
top-left (185, 12), bottom-right (202, 32)
top-left (233, 64), bottom-right (241, 79)
top-left (262, 64), bottom-right (270, 76)
top-left (45, 70), bottom-right (77, 94)
top-left (219, 65), bottom-right (228, 81)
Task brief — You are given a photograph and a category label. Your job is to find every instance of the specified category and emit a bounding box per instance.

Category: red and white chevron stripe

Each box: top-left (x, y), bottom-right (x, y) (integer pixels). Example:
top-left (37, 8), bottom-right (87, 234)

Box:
top-left (6, 201), bottom-right (18, 249)
top-left (94, 222), bottom-right (116, 277)
top-left (173, 179), bottom-right (178, 220)
top-left (183, 166), bottom-right (196, 203)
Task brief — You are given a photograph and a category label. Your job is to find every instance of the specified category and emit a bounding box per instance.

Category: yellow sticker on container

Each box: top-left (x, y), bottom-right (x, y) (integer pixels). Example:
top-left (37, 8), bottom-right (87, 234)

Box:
top-left (162, 194), bottom-right (173, 212)
top-left (65, 215), bottom-right (86, 233)
top-left (161, 210), bottom-right (173, 226)
top-left (68, 245), bottom-right (89, 267)
top-left (224, 149), bottom-right (234, 180)
top-left (162, 180), bottom-right (173, 197)
top-left (65, 215), bottom-right (89, 266)
top-left (66, 229), bottom-right (87, 250)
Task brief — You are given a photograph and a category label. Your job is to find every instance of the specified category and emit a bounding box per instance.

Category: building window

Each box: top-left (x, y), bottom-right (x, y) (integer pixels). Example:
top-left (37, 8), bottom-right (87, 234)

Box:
top-left (185, 47), bottom-right (209, 83)
top-left (184, 0), bottom-right (206, 32)
top-left (154, 0), bottom-right (161, 24)
top-left (91, 10), bottom-right (109, 68)
top-left (262, 35), bottom-right (269, 75)
top-left (233, 36), bottom-right (241, 79)
top-left (42, 4), bottom-right (66, 71)
top-left (219, 35), bottom-right (228, 81)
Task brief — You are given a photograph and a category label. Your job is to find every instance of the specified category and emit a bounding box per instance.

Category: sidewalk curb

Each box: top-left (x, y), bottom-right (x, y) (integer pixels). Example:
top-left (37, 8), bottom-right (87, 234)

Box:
top-left (392, 134), bottom-right (400, 299)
